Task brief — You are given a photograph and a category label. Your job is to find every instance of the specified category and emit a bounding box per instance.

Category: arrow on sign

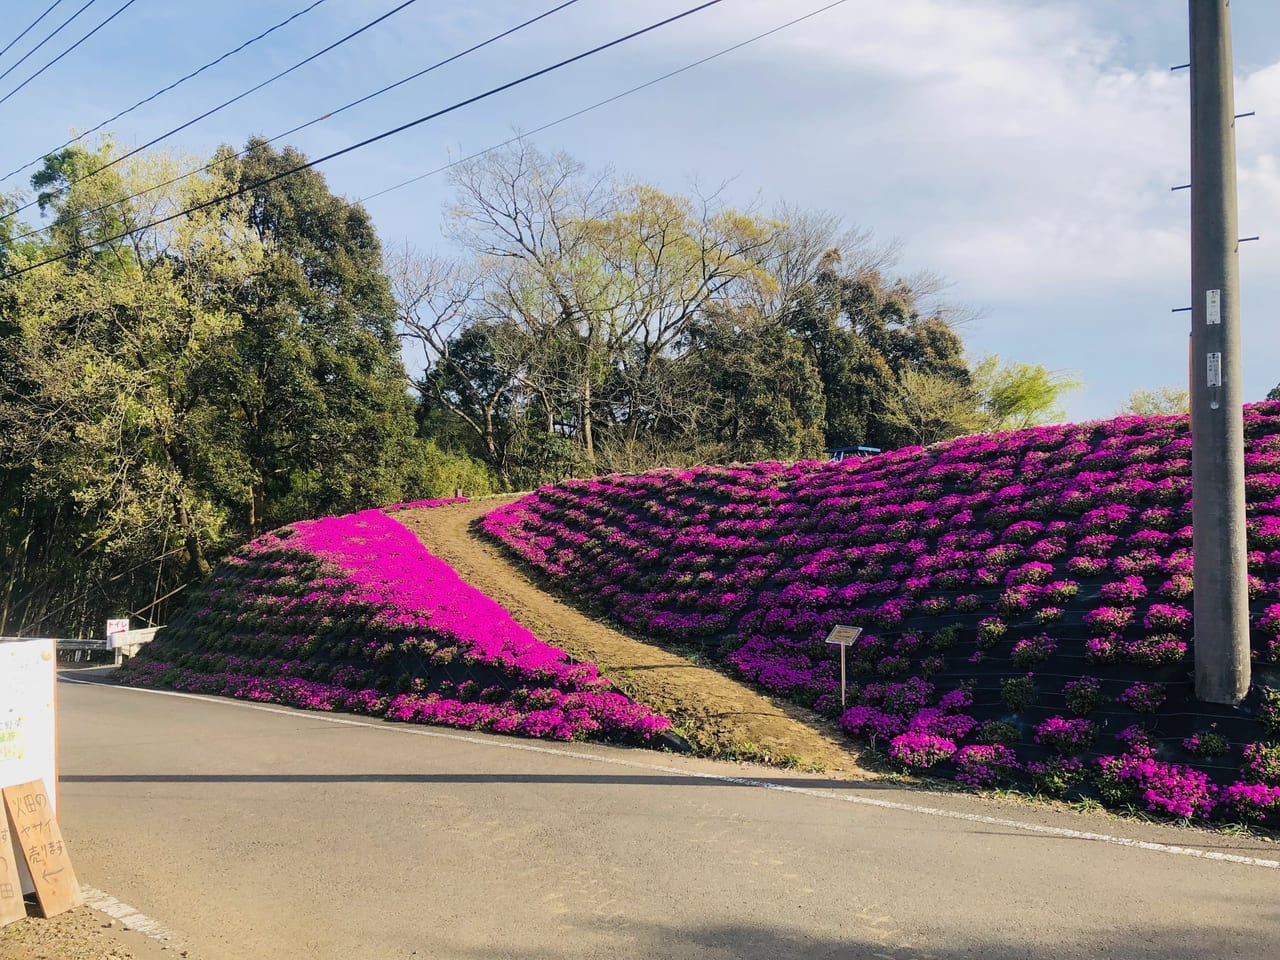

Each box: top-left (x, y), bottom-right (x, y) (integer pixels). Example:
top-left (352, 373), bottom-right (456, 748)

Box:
top-left (41, 867), bottom-right (63, 883)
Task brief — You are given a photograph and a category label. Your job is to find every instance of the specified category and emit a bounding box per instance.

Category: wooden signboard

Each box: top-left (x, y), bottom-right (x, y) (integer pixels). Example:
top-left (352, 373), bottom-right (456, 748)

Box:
top-left (3, 780), bottom-right (82, 917)
top-left (0, 815), bottom-right (24, 927)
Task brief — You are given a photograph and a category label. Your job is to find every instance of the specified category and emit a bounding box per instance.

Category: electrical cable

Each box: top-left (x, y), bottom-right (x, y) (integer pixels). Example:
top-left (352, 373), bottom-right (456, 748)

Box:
top-left (5, 0), bottom-right (422, 219)
top-left (0, 0), bottom-right (332, 185)
top-left (0, 0), bottom-right (98, 85)
top-left (0, 0), bottom-right (142, 108)
top-left (357, 0), bottom-right (852, 206)
top-left (0, 0), bottom-right (729, 280)
top-left (0, 0), bottom-right (67, 64)
top-left (5, 0), bottom-right (584, 243)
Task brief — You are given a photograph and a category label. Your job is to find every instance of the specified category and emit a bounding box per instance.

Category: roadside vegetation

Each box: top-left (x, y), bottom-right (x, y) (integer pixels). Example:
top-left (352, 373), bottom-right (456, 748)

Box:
top-left (481, 409), bottom-right (1280, 826)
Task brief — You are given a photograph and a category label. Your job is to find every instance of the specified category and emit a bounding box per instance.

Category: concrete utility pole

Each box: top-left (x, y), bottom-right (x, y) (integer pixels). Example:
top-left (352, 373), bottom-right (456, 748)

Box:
top-left (1188, 0), bottom-right (1250, 704)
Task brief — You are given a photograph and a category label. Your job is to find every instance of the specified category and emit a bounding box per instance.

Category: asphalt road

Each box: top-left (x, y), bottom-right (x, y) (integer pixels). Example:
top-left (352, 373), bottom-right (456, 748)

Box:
top-left (56, 677), bottom-right (1279, 960)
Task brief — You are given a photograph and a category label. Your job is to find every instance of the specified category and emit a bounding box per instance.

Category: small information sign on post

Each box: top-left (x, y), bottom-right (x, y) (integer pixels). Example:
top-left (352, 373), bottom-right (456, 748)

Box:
top-left (105, 619), bottom-right (130, 648)
top-left (825, 624), bottom-right (863, 708)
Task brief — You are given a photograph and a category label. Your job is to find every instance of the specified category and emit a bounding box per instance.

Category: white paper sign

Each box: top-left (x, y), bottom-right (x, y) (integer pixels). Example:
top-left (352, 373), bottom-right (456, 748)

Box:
top-left (1207, 352), bottom-right (1223, 388)
top-left (0, 638), bottom-right (57, 894)
top-left (105, 619), bottom-right (129, 646)
top-left (1206, 289), bottom-right (1221, 325)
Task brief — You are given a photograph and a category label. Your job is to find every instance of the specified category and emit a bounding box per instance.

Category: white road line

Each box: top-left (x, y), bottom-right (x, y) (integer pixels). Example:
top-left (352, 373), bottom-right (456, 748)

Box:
top-left (81, 885), bottom-right (180, 942)
top-left (60, 676), bottom-right (1280, 871)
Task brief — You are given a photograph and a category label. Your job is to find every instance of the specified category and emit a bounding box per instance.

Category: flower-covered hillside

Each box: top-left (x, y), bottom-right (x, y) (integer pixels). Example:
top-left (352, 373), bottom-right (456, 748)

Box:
top-left (117, 507), bottom-right (672, 744)
top-left (481, 406), bottom-right (1280, 822)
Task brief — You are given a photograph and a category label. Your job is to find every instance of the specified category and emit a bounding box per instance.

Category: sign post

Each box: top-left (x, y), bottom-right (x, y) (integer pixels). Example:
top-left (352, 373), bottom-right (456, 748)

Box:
top-left (824, 625), bottom-right (863, 708)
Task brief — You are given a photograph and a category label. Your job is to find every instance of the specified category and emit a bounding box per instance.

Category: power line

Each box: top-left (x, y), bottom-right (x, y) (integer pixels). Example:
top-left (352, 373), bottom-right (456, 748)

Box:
top-left (0, 0), bottom-right (728, 281)
top-left (0, 0), bottom-right (142, 108)
top-left (6, 0), bottom-right (584, 244)
top-left (0, 0), bottom-right (68, 65)
top-left (6, 0), bottom-right (421, 220)
top-left (0, 0), bottom-right (99, 86)
top-left (0, 0), bottom-right (332, 186)
top-left (359, 0), bottom-right (853, 206)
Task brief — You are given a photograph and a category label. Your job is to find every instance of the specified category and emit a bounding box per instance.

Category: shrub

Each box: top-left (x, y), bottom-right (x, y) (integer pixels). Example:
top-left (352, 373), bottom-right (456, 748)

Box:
top-left (1218, 782), bottom-right (1280, 823)
top-left (838, 705), bottom-right (906, 742)
top-left (1262, 688), bottom-right (1280, 737)
top-left (1033, 606), bottom-right (1064, 624)
top-left (1084, 606), bottom-right (1136, 636)
top-left (977, 720), bottom-right (1021, 745)
top-left (1034, 716), bottom-right (1097, 754)
top-left (1084, 636), bottom-right (1119, 664)
top-left (1043, 580), bottom-right (1080, 602)
top-left (1119, 682), bottom-right (1167, 714)
top-left (1182, 731), bottom-right (1230, 759)
top-left (1011, 634), bottom-right (1057, 668)
top-left (930, 625), bottom-right (962, 650)
top-left (954, 743), bottom-right (1021, 788)
top-left (1001, 674), bottom-right (1037, 712)
top-left (1143, 603), bottom-right (1192, 632)
top-left (888, 732), bottom-right (957, 772)
top-left (976, 617), bottom-right (1007, 650)
top-left (1096, 753), bottom-right (1218, 818)
top-left (1063, 676), bottom-right (1104, 715)
top-left (1158, 574), bottom-right (1194, 599)
top-left (1100, 576), bottom-right (1147, 602)
top-left (1120, 634), bottom-right (1188, 667)
top-left (1026, 756), bottom-right (1087, 798)
top-left (1242, 742), bottom-right (1280, 785)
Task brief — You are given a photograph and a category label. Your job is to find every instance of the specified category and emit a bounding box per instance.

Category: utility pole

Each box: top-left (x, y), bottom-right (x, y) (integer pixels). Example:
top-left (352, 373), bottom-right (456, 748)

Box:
top-left (1188, 0), bottom-right (1250, 704)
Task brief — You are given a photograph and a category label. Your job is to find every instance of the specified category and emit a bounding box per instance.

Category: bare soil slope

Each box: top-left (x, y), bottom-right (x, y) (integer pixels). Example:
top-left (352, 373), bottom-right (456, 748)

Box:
top-left (395, 499), bottom-right (868, 776)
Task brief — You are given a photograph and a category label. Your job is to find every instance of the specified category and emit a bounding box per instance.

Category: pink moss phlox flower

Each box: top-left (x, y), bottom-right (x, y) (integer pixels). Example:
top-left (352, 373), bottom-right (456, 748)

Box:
top-left (953, 744), bottom-right (1021, 788)
top-left (1033, 715), bottom-right (1096, 754)
top-left (888, 731), bottom-right (957, 771)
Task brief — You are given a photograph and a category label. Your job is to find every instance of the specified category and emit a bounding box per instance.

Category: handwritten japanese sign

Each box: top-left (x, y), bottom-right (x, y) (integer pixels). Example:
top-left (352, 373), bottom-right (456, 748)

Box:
top-left (3, 780), bottom-right (81, 917)
top-left (0, 815), bottom-right (24, 927)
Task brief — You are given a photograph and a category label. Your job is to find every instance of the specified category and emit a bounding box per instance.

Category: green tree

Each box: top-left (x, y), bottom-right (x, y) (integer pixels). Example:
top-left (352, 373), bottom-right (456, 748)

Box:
top-left (972, 355), bottom-right (1082, 429)
top-left (1118, 386), bottom-right (1189, 416)
top-left (881, 369), bottom-right (989, 446)
top-left (786, 248), bottom-right (978, 450)
top-left (0, 145), bottom-right (261, 632)
top-left (685, 307), bottom-right (826, 463)
top-left (426, 142), bottom-right (776, 480)
top-left (210, 138), bottom-right (418, 532)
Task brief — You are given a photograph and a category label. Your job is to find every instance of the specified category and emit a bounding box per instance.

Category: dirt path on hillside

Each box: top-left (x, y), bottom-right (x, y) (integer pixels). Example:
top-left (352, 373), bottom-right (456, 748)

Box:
top-left (394, 499), bottom-right (869, 777)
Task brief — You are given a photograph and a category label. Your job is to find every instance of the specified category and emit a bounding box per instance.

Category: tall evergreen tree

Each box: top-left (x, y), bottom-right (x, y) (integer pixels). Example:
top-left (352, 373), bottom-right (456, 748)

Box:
top-left (210, 138), bottom-right (417, 532)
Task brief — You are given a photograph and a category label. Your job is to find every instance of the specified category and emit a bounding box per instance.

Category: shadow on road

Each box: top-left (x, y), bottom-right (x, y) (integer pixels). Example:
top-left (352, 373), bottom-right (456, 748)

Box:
top-left (61, 771), bottom-right (885, 789)
top-left (442, 908), bottom-right (1280, 960)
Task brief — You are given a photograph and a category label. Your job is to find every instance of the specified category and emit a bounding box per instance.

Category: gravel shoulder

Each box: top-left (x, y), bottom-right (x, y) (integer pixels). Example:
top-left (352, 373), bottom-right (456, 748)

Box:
top-left (394, 498), bottom-right (870, 776)
top-left (0, 906), bottom-right (173, 960)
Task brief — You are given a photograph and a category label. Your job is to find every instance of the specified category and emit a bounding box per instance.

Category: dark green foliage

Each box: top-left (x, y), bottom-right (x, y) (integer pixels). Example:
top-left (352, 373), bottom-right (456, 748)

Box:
top-left (1000, 675), bottom-right (1037, 712)
top-left (684, 307), bottom-right (826, 463)
top-left (209, 138), bottom-right (419, 533)
top-left (977, 720), bottom-right (1021, 745)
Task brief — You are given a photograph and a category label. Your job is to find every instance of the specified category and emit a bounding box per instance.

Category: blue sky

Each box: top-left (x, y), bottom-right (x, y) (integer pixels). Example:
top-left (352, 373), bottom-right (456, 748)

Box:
top-left (2, 0), bottom-right (1277, 420)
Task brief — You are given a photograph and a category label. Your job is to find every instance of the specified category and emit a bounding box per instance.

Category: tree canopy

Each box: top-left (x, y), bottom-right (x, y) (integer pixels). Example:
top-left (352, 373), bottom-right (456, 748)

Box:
top-left (0, 136), bottom-right (1078, 636)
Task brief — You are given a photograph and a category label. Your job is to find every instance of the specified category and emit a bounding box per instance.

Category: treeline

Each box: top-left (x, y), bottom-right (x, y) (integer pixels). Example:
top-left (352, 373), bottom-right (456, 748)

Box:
top-left (398, 143), bottom-right (1075, 484)
top-left (0, 137), bottom-right (1073, 636)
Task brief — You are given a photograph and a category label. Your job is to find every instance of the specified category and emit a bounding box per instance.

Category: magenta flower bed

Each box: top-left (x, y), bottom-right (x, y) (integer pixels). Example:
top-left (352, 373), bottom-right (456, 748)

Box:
top-left (116, 506), bottom-right (671, 744)
top-left (481, 405), bottom-right (1280, 823)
